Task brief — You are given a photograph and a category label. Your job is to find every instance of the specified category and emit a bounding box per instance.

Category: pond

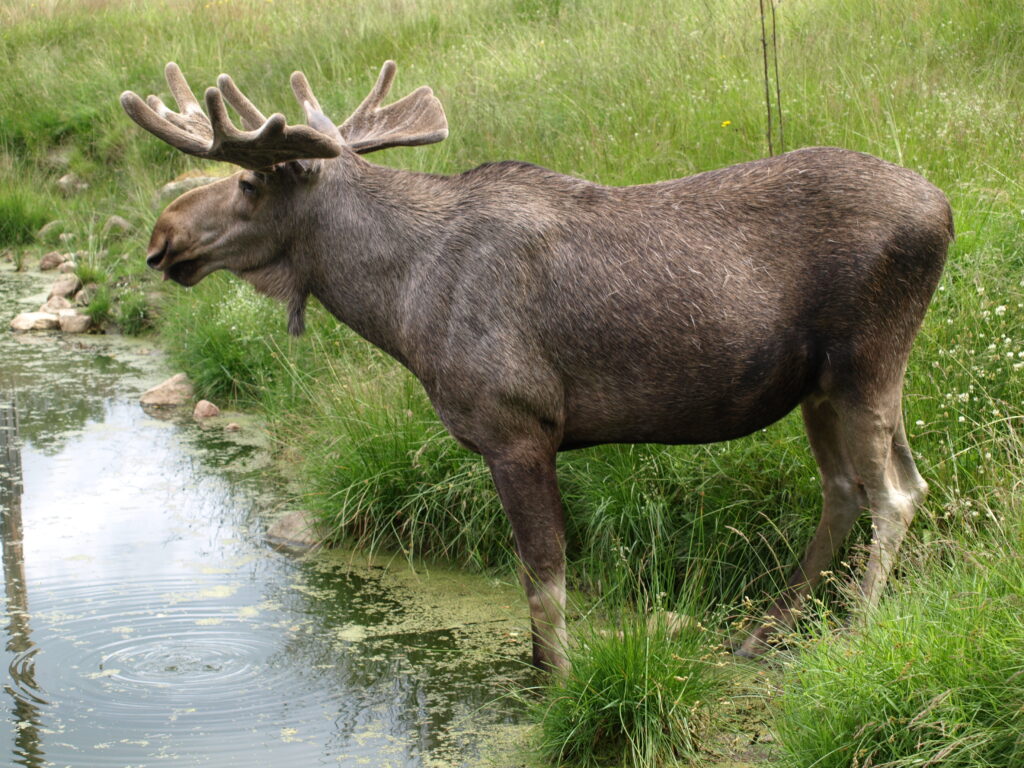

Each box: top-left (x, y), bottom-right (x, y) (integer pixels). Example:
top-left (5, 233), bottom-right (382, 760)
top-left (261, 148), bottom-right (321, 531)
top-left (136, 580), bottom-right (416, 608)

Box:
top-left (0, 266), bottom-right (531, 767)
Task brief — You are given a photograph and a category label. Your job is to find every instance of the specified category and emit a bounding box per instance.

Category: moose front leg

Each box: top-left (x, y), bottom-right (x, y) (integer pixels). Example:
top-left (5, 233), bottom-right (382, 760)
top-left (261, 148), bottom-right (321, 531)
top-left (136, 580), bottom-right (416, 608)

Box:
top-left (486, 445), bottom-right (568, 673)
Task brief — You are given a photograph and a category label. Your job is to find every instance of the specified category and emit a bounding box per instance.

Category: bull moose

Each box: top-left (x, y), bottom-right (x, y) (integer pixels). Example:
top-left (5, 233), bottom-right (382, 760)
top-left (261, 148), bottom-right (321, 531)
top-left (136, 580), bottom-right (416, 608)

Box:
top-left (121, 61), bottom-right (952, 671)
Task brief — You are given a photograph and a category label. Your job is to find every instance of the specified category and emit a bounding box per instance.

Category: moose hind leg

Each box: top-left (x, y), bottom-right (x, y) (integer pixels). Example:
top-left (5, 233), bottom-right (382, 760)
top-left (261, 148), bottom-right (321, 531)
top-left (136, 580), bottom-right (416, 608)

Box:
top-left (892, 414), bottom-right (929, 506)
top-left (486, 445), bottom-right (569, 673)
top-left (837, 400), bottom-right (919, 608)
top-left (737, 398), bottom-right (866, 656)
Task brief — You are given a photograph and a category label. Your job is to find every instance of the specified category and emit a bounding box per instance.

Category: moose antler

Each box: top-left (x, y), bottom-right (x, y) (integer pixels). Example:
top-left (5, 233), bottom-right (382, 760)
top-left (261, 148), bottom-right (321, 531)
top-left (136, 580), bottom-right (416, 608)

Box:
top-left (120, 63), bottom-right (343, 170)
top-left (339, 60), bottom-right (448, 153)
top-left (121, 61), bottom-right (447, 167)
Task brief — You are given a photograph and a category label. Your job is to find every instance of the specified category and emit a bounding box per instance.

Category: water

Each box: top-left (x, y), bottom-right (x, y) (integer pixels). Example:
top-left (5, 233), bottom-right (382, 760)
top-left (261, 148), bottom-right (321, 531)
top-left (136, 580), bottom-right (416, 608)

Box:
top-left (0, 267), bottom-right (530, 767)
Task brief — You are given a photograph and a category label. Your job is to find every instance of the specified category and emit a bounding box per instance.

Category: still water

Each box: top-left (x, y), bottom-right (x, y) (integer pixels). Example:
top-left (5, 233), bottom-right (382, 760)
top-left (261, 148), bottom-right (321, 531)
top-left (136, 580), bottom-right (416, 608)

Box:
top-left (0, 267), bottom-right (530, 767)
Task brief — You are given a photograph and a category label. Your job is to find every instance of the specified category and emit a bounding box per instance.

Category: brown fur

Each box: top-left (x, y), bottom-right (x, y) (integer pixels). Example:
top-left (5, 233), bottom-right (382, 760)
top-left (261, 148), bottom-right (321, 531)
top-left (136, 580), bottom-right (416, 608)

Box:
top-left (126, 65), bottom-right (953, 671)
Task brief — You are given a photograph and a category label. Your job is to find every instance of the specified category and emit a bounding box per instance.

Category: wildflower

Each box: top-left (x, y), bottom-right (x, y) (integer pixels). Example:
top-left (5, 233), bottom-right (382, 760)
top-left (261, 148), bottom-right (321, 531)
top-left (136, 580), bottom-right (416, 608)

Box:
top-left (720, 120), bottom-right (732, 127)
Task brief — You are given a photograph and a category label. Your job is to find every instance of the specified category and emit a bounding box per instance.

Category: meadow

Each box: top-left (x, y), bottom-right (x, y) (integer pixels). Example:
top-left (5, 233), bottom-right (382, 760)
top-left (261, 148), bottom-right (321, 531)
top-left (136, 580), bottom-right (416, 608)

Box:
top-left (2, 0), bottom-right (1023, 764)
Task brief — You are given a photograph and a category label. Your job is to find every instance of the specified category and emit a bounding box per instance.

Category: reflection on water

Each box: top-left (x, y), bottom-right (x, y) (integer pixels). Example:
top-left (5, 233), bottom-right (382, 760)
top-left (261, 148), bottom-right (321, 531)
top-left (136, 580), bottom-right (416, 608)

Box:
top-left (0, 268), bottom-right (529, 767)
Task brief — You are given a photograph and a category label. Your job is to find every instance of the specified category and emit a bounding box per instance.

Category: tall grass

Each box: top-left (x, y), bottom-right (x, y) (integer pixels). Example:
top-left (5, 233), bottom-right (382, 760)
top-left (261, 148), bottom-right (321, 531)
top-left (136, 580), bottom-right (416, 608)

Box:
top-left (5, 1), bottom-right (1024, 764)
top-left (0, 188), bottom-right (52, 247)
top-left (531, 613), bottom-right (732, 767)
top-left (775, 518), bottom-right (1024, 767)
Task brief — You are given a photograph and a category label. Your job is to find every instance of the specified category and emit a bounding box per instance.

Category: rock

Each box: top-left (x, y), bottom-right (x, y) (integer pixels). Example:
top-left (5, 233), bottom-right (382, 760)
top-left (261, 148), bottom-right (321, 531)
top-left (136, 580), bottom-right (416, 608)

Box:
top-left (48, 274), bottom-right (83, 299)
top-left (38, 251), bottom-right (67, 271)
top-left (43, 147), bottom-right (71, 171)
top-left (224, 422), bottom-right (242, 432)
top-left (39, 296), bottom-right (72, 313)
top-left (650, 611), bottom-right (697, 637)
top-left (36, 220), bottom-right (65, 244)
top-left (10, 312), bottom-right (59, 331)
top-left (266, 510), bottom-right (324, 552)
top-left (139, 373), bottom-right (194, 406)
top-left (193, 399), bottom-right (221, 419)
top-left (154, 175), bottom-right (220, 207)
top-left (101, 215), bottom-right (133, 239)
top-left (74, 283), bottom-right (99, 307)
top-left (58, 310), bottom-right (91, 334)
top-left (57, 261), bottom-right (78, 274)
top-left (57, 172), bottom-right (89, 196)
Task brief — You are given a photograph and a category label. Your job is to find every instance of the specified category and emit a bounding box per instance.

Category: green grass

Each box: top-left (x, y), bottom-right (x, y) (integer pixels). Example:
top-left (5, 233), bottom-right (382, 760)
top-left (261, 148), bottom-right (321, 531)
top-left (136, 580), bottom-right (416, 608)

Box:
top-left (0, 188), bottom-right (52, 247)
top-left (5, 0), bottom-right (1024, 765)
top-left (114, 287), bottom-right (149, 335)
top-left (81, 283), bottom-right (112, 324)
top-left (74, 260), bottom-right (107, 286)
top-left (530, 612), bottom-right (732, 767)
top-left (775, 521), bottom-right (1024, 768)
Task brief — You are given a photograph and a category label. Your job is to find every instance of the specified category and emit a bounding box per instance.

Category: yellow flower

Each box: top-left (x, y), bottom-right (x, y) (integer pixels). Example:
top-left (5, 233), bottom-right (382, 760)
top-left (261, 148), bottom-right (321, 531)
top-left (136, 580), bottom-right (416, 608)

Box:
top-left (720, 120), bottom-right (732, 128)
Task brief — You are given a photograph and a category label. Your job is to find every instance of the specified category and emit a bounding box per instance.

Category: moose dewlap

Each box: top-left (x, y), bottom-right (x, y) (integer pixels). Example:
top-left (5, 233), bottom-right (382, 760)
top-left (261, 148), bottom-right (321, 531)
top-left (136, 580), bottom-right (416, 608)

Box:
top-left (122, 61), bottom-right (952, 672)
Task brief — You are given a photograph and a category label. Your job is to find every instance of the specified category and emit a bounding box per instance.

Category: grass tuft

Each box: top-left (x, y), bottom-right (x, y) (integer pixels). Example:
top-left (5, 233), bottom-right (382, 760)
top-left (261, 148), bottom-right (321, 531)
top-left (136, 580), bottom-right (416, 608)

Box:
top-left (82, 284), bottom-right (112, 325)
top-left (530, 611), bottom-right (731, 767)
top-left (0, 188), bottom-right (52, 247)
top-left (115, 288), bottom-right (149, 335)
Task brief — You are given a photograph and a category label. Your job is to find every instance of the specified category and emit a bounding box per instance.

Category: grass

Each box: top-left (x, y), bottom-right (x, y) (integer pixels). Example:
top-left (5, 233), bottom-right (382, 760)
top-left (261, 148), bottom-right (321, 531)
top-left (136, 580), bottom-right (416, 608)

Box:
top-left (530, 612), bottom-right (732, 767)
top-left (4, 0), bottom-right (1024, 765)
top-left (0, 188), bottom-right (52, 247)
top-left (81, 283), bottom-right (111, 325)
top-left (775, 521), bottom-right (1024, 768)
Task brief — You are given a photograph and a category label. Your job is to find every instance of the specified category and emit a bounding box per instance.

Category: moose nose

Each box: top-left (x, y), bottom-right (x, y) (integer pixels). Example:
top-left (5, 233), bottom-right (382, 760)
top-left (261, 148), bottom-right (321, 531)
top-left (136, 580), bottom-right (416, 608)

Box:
top-left (146, 238), bottom-right (169, 270)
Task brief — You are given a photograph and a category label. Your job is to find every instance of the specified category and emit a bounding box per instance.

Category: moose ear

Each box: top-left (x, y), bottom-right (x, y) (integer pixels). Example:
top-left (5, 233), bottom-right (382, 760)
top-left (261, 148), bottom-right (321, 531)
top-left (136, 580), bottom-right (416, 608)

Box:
top-left (281, 159), bottom-right (322, 178)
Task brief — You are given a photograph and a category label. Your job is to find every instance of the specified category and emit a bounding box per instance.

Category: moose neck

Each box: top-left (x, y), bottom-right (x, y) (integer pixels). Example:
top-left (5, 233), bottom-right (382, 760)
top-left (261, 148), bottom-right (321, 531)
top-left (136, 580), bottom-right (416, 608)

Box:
top-left (303, 156), bottom-right (454, 368)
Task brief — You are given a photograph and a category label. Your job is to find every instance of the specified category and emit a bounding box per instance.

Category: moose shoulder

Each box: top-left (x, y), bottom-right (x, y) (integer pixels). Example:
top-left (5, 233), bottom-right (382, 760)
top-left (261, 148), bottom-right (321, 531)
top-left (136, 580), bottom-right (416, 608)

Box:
top-left (122, 62), bottom-right (952, 672)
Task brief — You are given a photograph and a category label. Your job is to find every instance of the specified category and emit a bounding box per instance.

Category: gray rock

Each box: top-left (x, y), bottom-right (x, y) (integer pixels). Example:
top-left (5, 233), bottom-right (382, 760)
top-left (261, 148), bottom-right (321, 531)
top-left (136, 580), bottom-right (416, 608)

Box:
top-left (57, 172), bottom-right (89, 196)
top-left (10, 312), bottom-right (59, 331)
top-left (48, 275), bottom-right (83, 299)
top-left (38, 251), bottom-right (68, 271)
top-left (58, 310), bottom-right (91, 334)
top-left (102, 215), bottom-right (133, 239)
top-left (74, 283), bottom-right (99, 307)
top-left (193, 399), bottom-right (221, 419)
top-left (57, 261), bottom-right (78, 274)
top-left (39, 296), bottom-right (72, 313)
top-left (139, 373), bottom-right (194, 406)
top-left (154, 176), bottom-right (220, 207)
top-left (43, 148), bottom-right (71, 171)
top-left (36, 220), bottom-right (65, 244)
top-left (266, 510), bottom-right (324, 553)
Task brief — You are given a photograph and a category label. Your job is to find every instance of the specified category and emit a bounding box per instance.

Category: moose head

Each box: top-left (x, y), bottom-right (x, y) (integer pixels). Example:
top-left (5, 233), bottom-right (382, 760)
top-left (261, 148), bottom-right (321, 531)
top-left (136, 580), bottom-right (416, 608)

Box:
top-left (121, 61), bottom-right (447, 334)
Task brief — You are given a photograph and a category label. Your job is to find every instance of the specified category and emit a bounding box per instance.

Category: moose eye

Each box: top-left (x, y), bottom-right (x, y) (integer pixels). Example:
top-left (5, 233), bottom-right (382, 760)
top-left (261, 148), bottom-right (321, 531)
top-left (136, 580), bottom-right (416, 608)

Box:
top-left (239, 178), bottom-right (258, 197)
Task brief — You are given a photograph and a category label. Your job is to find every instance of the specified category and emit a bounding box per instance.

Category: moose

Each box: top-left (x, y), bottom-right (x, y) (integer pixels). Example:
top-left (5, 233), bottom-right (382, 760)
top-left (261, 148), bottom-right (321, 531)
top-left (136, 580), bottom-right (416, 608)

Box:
top-left (121, 61), bottom-right (952, 672)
